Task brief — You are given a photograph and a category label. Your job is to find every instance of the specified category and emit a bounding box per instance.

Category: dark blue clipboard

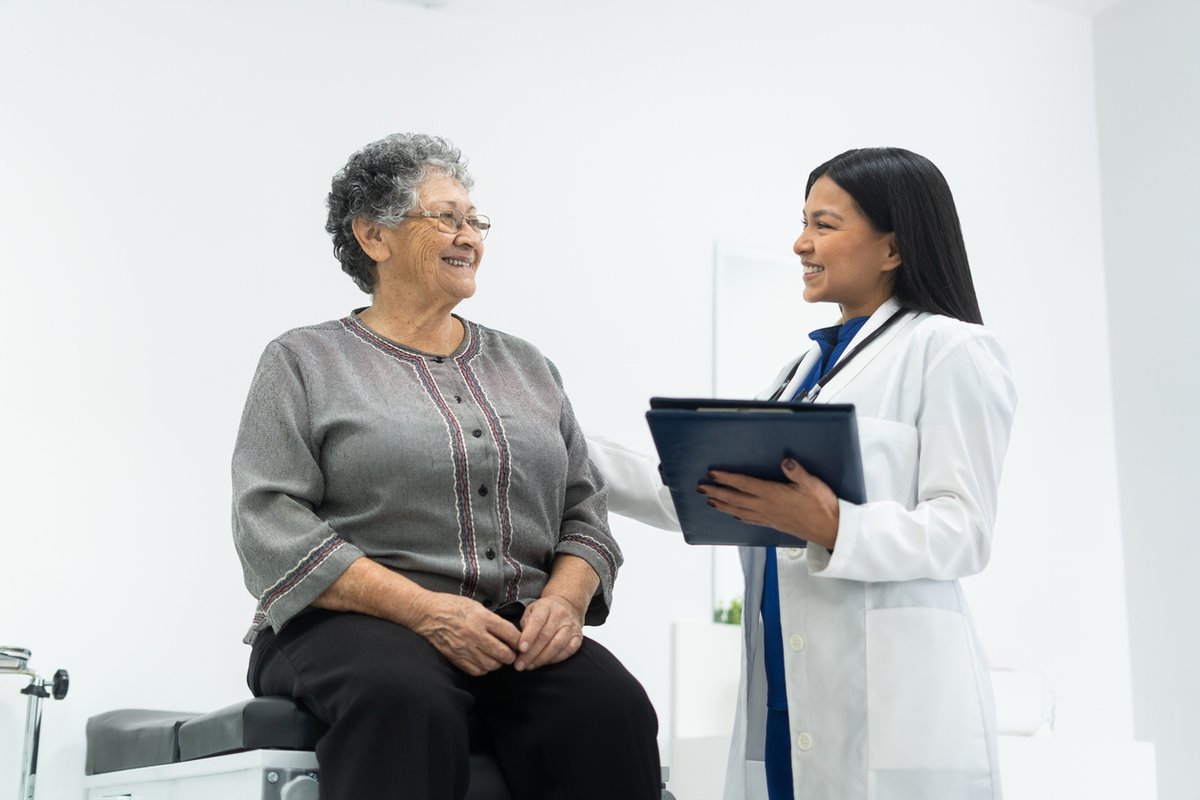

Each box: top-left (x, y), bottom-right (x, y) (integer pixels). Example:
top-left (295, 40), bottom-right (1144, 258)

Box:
top-left (645, 397), bottom-right (866, 548)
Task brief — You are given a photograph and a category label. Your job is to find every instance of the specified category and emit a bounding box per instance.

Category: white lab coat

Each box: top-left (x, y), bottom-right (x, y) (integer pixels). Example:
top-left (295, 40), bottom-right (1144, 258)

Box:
top-left (588, 298), bottom-right (1017, 800)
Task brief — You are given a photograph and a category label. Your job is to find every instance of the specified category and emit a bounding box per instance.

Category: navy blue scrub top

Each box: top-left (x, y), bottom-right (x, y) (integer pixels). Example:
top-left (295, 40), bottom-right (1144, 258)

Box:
top-left (762, 315), bottom-right (868, 799)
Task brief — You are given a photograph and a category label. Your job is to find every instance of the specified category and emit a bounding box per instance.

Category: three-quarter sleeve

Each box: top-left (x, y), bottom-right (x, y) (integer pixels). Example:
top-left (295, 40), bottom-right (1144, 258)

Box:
top-left (808, 331), bottom-right (1017, 582)
top-left (546, 361), bottom-right (623, 624)
top-left (232, 341), bottom-right (363, 639)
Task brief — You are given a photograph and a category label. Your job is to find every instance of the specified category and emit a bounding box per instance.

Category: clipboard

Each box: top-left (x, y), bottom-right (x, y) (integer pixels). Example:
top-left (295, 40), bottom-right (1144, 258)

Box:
top-left (645, 397), bottom-right (866, 547)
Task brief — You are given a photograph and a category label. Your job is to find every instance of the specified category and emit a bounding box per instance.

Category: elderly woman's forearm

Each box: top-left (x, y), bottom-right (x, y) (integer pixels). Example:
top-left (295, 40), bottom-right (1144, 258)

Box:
top-left (312, 556), bottom-right (433, 629)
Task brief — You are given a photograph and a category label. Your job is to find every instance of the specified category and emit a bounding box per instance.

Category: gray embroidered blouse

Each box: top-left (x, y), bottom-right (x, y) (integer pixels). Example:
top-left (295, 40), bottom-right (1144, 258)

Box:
top-left (232, 313), bottom-right (618, 643)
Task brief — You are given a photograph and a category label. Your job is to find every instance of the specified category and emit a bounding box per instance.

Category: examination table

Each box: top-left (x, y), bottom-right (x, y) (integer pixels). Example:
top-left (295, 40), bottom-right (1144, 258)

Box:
top-left (84, 696), bottom-right (675, 799)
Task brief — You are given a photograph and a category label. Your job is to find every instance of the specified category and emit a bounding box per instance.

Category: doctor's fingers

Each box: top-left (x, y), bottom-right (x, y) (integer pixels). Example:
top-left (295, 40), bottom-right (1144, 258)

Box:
top-left (704, 492), bottom-right (761, 522)
top-left (707, 480), bottom-right (806, 517)
top-left (699, 479), bottom-right (768, 511)
top-left (705, 470), bottom-right (774, 496)
top-left (780, 460), bottom-right (842, 507)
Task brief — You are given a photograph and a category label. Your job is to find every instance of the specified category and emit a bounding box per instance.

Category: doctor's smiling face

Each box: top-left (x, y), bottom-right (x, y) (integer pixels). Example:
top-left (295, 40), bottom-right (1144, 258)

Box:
top-left (794, 176), bottom-right (901, 321)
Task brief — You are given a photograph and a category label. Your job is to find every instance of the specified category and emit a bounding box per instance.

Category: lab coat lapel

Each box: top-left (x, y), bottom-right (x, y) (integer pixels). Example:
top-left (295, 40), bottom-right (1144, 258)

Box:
top-left (817, 297), bottom-right (913, 402)
top-left (757, 342), bottom-right (822, 403)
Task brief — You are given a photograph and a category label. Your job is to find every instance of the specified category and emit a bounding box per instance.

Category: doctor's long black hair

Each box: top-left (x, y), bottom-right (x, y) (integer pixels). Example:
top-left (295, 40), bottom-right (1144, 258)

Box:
top-left (807, 148), bottom-right (984, 325)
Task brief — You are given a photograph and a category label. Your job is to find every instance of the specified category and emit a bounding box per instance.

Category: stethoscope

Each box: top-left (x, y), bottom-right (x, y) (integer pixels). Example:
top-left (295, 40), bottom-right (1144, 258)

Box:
top-left (766, 309), bottom-right (909, 403)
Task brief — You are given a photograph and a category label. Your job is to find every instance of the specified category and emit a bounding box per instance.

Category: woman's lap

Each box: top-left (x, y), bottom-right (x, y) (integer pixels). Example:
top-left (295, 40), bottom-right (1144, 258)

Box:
top-left (247, 608), bottom-right (660, 800)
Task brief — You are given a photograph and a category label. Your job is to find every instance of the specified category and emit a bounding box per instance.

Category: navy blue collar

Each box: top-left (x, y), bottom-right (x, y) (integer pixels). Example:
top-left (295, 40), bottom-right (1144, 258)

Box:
top-left (809, 316), bottom-right (870, 352)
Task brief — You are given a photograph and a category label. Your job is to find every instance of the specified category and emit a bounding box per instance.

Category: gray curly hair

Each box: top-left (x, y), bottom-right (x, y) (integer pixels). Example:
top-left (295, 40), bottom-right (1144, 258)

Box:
top-left (325, 133), bottom-right (475, 293)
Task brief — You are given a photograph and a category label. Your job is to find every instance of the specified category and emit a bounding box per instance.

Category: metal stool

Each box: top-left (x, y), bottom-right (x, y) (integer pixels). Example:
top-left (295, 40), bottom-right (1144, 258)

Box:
top-left (1, 646), bottom-right (70, 800)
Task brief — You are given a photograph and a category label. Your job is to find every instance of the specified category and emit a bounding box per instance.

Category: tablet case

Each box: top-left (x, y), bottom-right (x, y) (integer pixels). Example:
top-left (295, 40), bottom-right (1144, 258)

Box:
top-left (645, 398), bottom-right (866, 547)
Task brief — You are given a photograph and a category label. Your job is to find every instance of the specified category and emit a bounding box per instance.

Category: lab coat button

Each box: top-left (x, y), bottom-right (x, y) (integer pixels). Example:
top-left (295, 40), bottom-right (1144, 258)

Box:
top-left (788, 634), bottom-right (805, 652)
top-left (796, 732), bottom-right (813, 751)
top-left (785, 548), bottom-right (802, 559)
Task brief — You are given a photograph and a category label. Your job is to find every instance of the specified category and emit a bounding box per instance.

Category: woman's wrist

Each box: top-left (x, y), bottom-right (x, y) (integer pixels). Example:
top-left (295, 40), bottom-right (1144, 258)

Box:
top-left (390, 582), bottom-right (435, 631)
top-left (538, 592), bottom-right (588, 622)
top-left (541, 554), bottom-right (599, 619)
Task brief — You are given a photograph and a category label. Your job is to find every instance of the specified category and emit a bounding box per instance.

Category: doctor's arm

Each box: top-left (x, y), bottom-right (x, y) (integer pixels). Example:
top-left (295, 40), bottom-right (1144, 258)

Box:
top-left (586, 435), bottom-right (681, 531)
top-left (703, 332), bottom-right (1017, 581)
top-left (810, 333), bottom-right (1017, 581)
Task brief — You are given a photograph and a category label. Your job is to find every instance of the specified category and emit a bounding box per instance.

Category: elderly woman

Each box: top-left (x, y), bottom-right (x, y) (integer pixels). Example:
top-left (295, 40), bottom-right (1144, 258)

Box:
top-left (232, 133), bottom-right (660, 800)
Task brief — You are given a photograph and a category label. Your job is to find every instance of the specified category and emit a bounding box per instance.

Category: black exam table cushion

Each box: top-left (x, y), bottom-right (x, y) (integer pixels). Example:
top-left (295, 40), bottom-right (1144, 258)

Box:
top-left (178, 697), bottom-right (326, 761)
top-left (86, 697), bottom-right (511, 798)
top-left (85, 699), bottom-right (325, 774)
top-left (85, 709), bottom-right (199, 775)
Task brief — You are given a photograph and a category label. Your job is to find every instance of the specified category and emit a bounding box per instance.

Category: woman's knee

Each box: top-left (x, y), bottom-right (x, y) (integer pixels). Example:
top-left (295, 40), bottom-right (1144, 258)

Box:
top-left (548, 643), bottom-right (659, 735)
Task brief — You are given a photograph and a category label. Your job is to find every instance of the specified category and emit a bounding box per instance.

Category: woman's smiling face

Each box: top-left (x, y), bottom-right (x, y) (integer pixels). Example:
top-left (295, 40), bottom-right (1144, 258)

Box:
top-left (381, 173), bottom-right (485, 308)
top-left (793, 175), bottom-right (901, 321)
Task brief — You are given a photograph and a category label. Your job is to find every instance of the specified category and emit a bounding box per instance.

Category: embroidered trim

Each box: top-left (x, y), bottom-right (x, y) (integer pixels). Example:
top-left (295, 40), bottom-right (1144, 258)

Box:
top-left (559, 532), bottom-right (617, 590)
top-left (258, 533), bottom-right (346, 615)
top-left (341, 317), bottom-right (480, 597)
top-left (456, 324), bottom-right (522, 602)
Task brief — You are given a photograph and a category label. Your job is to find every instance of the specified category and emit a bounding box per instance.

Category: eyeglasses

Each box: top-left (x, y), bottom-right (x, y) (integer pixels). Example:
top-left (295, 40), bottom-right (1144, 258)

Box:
top-left (404, 209), bottom-right (492, 240)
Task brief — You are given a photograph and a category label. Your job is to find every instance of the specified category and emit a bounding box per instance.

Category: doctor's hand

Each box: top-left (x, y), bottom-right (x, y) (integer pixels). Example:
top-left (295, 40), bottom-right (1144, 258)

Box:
top-left (410, 592), bottom-right (521, 677)
top-left (700, 458), bottom-right (841, 550)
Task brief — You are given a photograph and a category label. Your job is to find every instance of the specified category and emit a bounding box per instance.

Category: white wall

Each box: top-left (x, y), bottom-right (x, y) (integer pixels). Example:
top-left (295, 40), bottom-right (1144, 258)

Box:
top-left (1095, 2), bottom-right (1200, 798)
top-left (0, 0), bottom-right (1133, 796)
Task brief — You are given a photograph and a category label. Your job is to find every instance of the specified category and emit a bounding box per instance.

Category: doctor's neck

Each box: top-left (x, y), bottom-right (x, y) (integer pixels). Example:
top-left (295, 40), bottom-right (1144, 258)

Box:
top-left (838, 296), bottom-right (892, 323)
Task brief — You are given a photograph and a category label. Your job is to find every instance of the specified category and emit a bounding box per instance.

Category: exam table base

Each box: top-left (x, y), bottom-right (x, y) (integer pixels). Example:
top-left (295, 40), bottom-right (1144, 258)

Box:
top-left (83, 749), bottom-right (321, 800)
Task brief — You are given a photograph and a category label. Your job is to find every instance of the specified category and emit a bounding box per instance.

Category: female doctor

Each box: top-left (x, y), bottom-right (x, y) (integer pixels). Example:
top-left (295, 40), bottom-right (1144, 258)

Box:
top-left (590, 147), bottom-right (1017, 799)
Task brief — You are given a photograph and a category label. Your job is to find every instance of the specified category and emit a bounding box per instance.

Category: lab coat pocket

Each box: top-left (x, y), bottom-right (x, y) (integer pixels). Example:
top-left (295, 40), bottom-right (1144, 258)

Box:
top-left (856, 417), bottom-right (918, 505)
top-left (865, 606), bottom-right (989, 771)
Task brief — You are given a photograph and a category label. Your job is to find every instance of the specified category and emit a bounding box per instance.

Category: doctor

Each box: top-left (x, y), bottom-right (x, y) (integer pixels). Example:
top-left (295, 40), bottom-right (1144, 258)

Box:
top-left (591, 147), bottom-right (1016, 799)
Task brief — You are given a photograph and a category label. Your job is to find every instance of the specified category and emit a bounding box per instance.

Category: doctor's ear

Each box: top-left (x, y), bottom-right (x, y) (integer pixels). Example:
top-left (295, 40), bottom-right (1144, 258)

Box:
top-left (881, 233), bottom-right (902, 272)
top-left (352, 217), bottom-right (392, 263)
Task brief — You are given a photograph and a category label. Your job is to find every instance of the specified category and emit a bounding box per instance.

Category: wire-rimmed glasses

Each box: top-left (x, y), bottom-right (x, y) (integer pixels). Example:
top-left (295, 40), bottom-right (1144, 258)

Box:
top-left (405, 209), bottom-right (491, 240)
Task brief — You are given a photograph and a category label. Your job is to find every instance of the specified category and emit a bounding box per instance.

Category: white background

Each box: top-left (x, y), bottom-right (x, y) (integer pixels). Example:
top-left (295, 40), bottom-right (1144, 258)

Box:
top-left (0, 0), bottom-right (1195, 798)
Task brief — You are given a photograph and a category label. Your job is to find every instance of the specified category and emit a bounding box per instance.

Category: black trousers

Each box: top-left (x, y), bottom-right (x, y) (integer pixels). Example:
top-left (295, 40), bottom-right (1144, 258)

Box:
top-left (248, 609), bottom-right (661, 800)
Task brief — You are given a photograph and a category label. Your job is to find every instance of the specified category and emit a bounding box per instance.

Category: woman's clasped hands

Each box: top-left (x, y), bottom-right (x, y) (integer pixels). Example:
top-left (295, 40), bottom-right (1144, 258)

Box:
top-left (411, 591), bottom-right (586, 677)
